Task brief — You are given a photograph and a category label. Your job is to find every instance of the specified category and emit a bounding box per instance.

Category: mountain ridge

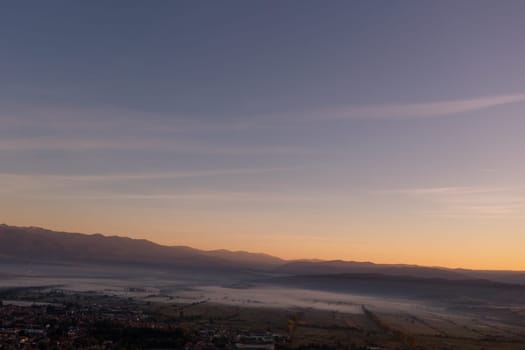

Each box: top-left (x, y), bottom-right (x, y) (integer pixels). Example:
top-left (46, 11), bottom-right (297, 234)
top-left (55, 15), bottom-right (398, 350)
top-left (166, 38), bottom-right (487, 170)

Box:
top-left (0, 224), bottom-right (283, 271)
top-left (2, 224), bottom-right (525, 284)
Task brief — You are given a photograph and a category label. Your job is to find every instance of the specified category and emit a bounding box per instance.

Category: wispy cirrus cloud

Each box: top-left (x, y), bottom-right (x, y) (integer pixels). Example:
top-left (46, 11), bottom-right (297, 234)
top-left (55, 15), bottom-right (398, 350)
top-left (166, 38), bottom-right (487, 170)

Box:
top-left (0, 167), bottom-right (288, 183)
top-left (0, 136), bottom-right (308, 155)
top-left (0, 105), bottom-right (249, 133)
top-left (389, 186), bottom-right (509, 197)
top-left (45, 191), bottom-right (336, 202)
top-left (0, 167), bottom-right (301, 201)
top-left (0, 179), bottom-right (334, 203)
top-left (310, 93), bottom-right (525, 121)
top-left (2, 93), bottom-right (524, 156)
top-left (3, 93), bottom-right (525, 131)
top-left (384, 186), bottom-right (525, 219)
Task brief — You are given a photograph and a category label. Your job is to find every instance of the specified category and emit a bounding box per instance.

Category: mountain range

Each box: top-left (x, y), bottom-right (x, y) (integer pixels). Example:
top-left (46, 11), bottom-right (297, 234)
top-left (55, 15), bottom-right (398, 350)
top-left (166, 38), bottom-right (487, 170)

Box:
top-left (1, 224), bottom-right (525, 285)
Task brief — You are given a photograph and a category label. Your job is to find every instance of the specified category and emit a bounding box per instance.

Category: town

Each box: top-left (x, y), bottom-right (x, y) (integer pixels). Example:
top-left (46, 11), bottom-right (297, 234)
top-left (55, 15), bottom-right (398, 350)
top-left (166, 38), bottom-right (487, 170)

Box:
top-left (0, 287), bottom-right (356, 350)
top-left (4, 285), bottom-right (519, 350)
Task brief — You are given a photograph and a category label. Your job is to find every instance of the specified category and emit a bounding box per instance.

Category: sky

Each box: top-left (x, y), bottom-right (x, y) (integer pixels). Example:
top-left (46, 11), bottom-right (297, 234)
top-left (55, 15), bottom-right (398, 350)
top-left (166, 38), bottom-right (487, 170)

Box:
top-left (1, 1), bottom-right (525, 270)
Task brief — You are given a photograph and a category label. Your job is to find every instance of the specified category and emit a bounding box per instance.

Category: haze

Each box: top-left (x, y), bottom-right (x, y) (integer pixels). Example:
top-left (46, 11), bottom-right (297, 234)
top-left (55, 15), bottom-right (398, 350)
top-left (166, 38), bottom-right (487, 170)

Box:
top-left (2, 1), bottom-right (525, 269)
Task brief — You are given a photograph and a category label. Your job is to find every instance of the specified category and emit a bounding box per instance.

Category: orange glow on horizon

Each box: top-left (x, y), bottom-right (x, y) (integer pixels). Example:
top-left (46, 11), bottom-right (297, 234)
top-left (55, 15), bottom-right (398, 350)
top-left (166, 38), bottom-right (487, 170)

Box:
top-left (4, 217), bottom-right (525, 271)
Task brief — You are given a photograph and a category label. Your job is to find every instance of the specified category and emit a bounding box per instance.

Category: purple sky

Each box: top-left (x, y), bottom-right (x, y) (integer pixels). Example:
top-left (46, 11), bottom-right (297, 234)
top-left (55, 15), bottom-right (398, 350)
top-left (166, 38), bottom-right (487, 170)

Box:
top-left (1, 1), bottom-right (525, 268)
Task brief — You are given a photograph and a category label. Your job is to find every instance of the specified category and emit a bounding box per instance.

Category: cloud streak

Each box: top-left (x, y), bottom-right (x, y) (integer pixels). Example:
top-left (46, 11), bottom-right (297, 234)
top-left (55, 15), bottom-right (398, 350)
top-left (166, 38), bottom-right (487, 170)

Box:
top-left (0, 167), bottom-right (289, 183)
top-left (0, 169), bottom-right (339, 203)
top-left (0, 136), bottom-right (308, 155)
top-left (2, 93), bottom-right (524, 154)
top-left (47, 191), bottom-right (336, 202)
top-left (312, 93), bottom-right (525, 121)
top-left (386, 186), bottom-right (525, 219)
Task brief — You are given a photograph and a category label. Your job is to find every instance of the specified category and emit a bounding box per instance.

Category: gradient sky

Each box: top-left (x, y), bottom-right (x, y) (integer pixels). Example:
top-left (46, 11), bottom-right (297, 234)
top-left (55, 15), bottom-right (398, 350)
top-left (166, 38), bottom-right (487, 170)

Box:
top-left (2, 1), bottom-right (525, 269)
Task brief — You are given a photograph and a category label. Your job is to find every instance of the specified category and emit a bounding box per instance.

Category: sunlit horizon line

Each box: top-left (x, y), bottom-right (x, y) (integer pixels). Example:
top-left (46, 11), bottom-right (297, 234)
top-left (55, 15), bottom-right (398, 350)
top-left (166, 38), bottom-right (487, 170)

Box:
top-left (3, 222), bottom-right (524, 272)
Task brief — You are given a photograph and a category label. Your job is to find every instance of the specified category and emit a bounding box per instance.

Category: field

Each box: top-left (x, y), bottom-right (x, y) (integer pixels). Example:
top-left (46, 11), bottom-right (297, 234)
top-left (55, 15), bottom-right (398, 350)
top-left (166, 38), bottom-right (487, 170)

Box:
top-left (2, 262), bottom-right (525, 349)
